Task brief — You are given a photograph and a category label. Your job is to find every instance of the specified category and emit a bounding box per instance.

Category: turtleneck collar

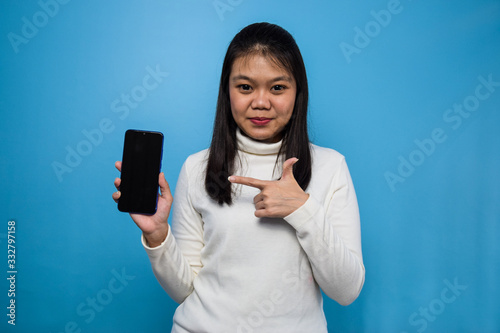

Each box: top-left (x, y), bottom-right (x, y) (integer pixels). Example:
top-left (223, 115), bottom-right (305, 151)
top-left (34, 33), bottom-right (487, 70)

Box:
top-left (236, 128), bottom-right (282, 156)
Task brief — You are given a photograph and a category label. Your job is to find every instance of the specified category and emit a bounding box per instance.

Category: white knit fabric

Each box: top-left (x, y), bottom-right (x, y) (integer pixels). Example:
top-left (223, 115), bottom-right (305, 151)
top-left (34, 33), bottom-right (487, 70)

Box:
top-left (142, 130), bottom-right (365, 333)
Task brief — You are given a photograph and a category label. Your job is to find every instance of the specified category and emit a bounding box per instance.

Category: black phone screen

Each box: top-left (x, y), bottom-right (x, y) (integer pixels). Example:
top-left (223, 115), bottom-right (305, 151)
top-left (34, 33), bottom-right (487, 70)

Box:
top-left (118, 129), bottom-right (164, 214)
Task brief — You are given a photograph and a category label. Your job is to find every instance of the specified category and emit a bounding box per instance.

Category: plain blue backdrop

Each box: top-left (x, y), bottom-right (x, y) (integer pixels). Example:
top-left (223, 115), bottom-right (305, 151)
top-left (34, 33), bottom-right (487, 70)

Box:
top-left (1, 0), bottom-right (499, 332)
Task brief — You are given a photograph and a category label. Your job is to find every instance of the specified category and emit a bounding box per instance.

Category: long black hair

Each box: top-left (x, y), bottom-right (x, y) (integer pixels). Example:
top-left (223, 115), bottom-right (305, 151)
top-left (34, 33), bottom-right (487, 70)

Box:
top-left (205, 22), bottom-right (312, 205)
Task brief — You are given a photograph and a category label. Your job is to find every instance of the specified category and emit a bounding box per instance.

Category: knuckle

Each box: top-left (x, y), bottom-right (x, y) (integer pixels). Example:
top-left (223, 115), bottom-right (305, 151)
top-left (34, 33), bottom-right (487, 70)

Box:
top-left (261, 189), bottom-right (272, 198)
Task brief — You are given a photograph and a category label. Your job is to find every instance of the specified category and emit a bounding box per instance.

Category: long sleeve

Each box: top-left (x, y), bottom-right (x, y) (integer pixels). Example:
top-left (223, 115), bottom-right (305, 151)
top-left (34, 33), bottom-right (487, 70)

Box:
top-left (284, 156), bottom-right (365, 305)
top-left (142, 158), bottom-right (204, 303)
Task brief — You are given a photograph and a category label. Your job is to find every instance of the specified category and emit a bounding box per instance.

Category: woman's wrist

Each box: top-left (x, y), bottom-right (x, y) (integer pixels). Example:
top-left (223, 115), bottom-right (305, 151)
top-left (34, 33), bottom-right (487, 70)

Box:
top-left (143, 225), bottom-right (169, 248)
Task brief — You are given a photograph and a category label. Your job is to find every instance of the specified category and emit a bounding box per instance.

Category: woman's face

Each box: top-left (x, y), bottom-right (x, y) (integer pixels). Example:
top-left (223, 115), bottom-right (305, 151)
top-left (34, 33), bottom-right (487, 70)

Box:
top-left (229, 54), bottom-right (297, 143)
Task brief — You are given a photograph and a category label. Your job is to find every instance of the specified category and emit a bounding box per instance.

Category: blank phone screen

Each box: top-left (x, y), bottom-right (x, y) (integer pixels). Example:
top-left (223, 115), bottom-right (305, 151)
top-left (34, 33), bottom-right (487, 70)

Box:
top-left (118, 130), bottom-right (163, 214)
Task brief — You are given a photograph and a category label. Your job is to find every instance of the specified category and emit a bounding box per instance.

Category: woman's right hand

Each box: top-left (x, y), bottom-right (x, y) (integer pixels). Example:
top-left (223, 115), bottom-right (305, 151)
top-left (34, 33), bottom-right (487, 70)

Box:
top-left (112, 161), bottom-right (173, 248)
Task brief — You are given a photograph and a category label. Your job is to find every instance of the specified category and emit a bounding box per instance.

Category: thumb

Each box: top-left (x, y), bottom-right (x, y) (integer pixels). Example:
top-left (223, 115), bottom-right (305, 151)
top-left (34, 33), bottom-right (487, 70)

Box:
top-left (159, 172), bottom-right (172, 200)
top-left (281, 158), bottom-right (299, 181)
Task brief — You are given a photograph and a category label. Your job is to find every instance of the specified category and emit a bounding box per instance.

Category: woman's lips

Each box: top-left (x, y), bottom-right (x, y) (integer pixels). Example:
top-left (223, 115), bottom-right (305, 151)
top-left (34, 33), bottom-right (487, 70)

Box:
top-left (249, 117), bottom-right (272, 126)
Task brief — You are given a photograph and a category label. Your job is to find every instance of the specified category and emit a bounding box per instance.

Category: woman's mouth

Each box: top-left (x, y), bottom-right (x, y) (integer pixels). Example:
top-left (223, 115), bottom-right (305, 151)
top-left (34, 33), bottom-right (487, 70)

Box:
top-left (249, 117), bottom-right (272, 126)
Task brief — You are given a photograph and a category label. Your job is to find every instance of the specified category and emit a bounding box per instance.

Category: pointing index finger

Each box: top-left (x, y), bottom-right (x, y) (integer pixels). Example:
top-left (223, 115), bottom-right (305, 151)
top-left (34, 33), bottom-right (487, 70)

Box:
top-left (228, 175), bottom-right (268, 190)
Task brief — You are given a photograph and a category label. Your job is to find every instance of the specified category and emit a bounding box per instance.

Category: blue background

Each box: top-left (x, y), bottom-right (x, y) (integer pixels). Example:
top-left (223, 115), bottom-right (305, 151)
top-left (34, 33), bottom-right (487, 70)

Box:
top-left (1, 0), bottom-right (499, 332)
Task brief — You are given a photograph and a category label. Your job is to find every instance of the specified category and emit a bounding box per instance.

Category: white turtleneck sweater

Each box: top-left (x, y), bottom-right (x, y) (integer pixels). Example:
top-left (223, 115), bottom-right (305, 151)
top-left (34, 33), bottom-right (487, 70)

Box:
top-left (142, 130), bottom-right (364, 333)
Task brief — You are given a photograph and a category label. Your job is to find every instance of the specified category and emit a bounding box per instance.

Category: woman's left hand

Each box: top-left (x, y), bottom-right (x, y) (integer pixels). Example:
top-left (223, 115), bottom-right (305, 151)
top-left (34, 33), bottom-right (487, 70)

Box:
top-left (228, 158), bottom-right (309, 218)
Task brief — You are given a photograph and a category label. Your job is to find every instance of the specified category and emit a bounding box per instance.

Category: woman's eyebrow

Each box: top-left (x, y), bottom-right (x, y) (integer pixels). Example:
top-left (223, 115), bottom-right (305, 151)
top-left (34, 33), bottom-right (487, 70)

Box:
top-left (270, 76), bottom-right (293, 83)
top-left (231, 74), bottom-right (253, 82)
top-left (231, 75), bottom-right (293, 83)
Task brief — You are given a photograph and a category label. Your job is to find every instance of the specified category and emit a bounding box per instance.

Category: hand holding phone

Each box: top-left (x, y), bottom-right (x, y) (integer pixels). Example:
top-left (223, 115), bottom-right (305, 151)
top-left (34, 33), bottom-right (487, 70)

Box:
top-left (113, 161), bottom-right (172, 247)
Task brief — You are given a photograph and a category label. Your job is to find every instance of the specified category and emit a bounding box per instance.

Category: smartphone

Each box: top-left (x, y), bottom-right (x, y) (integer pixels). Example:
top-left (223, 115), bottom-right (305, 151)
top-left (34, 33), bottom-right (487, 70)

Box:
top-left (118, 129), bottom-right (164, 214)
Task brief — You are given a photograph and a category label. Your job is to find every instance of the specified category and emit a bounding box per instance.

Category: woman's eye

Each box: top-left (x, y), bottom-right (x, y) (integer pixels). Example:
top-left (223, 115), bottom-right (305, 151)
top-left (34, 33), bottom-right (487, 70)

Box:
top-left (272, 85), bottom-right (285, 91)
top-left (239, 84), bottom-right (251, 91)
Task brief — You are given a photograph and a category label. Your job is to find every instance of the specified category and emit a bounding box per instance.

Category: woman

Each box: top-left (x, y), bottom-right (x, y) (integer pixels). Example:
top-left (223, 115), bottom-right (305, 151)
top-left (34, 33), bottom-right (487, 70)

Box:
top-left (113, 22), bottom-right (364, 332)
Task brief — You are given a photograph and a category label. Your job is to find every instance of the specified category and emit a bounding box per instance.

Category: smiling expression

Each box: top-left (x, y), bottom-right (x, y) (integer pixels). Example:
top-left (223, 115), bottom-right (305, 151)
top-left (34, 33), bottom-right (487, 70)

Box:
top-left (229, 54), bottom-right (297, 143)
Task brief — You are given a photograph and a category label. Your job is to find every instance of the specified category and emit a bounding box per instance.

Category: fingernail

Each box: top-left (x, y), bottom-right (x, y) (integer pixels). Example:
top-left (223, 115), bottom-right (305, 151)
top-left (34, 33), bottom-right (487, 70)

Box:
top-left (228, 176), bottom-right (234, 182)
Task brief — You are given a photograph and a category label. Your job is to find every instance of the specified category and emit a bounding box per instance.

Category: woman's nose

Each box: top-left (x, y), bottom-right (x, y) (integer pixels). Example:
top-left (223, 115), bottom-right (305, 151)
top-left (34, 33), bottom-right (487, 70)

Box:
top-left (251, 90), bottom-right (271, 110)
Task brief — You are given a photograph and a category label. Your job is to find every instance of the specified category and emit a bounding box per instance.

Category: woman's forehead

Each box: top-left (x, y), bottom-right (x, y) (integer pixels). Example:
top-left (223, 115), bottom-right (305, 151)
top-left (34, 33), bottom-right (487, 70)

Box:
top-left (230, 54), bottom-right (294, 80)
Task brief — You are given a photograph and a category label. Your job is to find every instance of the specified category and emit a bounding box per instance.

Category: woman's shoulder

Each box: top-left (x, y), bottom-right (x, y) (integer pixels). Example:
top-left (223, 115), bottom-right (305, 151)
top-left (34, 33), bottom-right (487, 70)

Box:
top-left (183, 148), bottom-right (210, 169)
top-left (308, 144), bottom-right (353, 190)
top-left (176, 149), bottom-right (209, 186)
top-left (310, 143), bottom-right (346, 166)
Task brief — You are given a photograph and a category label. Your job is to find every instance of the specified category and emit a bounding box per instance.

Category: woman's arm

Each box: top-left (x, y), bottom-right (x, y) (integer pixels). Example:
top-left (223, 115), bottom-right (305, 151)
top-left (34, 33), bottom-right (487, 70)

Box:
top-left (284, 157), bottom-right (365, 305)
top-left (113, 158), bottom-right (204, 304)
top-left (226, 151), bottom-right (365, 305)
top-left (143, 160), bottom-right (204, 303)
